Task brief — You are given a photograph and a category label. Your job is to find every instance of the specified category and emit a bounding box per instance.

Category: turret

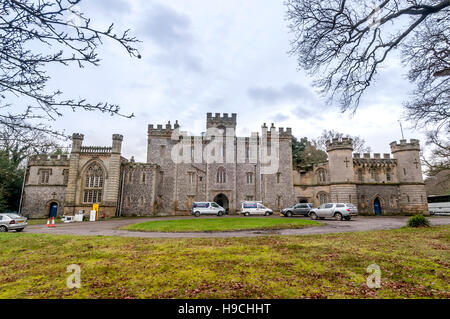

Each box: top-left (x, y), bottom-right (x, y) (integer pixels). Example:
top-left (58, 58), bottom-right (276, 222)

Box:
top-left (206, 112), bottom-right (237, 133)
top-left (390, 139), bottom-right (422, 183)
top-left (326, 138), bottom-right (354, 183)
top-left (112, 134), bottom-right (123, 154)
top-left (326, 138), bottom-right (357, 204)
top-left (390, 139), bottom-right (428, 214)
top-left (71, 133), bottom-right (84, 153)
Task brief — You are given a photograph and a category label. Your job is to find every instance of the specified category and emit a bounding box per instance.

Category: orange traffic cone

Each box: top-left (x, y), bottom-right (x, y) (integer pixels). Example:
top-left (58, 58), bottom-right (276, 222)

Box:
top-left (50, 217), bottom-right (56, 228)
top-left (46, 219), bottom-right (50, 228)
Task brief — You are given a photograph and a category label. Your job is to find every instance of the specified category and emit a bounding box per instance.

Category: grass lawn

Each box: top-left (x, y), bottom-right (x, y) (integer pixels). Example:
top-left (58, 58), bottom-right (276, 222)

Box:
top-left (0, 226), bottom-right (448, 299)
top-left (26, 219), bottom-right (63, 225)
top-left (120, 217), bottom-right (321, 232)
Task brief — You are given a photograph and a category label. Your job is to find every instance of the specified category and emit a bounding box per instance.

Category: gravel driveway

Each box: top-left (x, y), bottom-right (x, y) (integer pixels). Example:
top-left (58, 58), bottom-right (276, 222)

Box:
top-left (23, 215), bottom-right (450, 238)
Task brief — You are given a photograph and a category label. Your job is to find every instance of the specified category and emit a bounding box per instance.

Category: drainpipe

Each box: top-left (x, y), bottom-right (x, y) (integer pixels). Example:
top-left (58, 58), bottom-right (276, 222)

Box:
top-left (18, 159), bottom-right (28, 215)
top-left (118, 170), bottom-right (125, 217)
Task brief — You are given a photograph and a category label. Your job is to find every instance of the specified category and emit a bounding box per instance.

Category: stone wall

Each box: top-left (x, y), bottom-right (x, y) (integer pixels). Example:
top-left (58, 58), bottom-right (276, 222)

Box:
top-left (120, 163), bottom-right (158, 216)
top-left (356, 184), bottom-right (401, 215)
top-left (21, 185), bottom-right (66, 218)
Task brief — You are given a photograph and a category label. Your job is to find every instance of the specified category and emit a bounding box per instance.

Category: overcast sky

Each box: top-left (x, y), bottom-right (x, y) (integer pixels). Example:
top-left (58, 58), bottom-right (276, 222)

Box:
top-left (44, 0), bottom-right (427, 162)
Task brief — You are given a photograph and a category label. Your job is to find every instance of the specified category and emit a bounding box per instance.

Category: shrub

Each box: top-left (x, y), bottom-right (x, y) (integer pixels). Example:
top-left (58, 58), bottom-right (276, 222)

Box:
top-left (407, 215), bottom-right (430, 228)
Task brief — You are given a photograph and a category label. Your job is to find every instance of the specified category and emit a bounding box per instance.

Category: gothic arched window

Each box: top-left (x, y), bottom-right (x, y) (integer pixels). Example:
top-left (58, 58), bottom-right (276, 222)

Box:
top-left (317, 169), bottom-right (327, 184)
top-left (318, 192), bottom-right (329, 205)
top-left (216, 167), bottom-right (226, 183)
top-left (83, 163), bottom-right (104, 204)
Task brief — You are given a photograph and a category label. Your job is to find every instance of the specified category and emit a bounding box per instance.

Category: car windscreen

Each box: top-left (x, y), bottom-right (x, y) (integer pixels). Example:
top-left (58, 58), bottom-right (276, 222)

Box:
top-left (6, 214), bottom-right (22, 219)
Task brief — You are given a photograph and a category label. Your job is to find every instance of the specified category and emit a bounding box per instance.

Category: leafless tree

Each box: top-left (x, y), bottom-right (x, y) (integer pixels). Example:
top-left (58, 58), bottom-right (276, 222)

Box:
top-left (0, 0), bottom-right (141, 138)
top-left (286, 0), bottom-right (449, 172)
top-left (421, 130), bottom-right (450, 174)
top-left (0, 120), bottom-right (66, 167)
top-left (313, 130), bottom-right (371, 153)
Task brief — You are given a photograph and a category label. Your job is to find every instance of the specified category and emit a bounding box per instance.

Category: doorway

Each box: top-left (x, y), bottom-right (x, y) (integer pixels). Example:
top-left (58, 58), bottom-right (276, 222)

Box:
top-left (374, 198), bottom-right (382, 216)
top-left (213, 194), bottom-right (229, 213)
top-left (49, 202), bottom-right (58, 218)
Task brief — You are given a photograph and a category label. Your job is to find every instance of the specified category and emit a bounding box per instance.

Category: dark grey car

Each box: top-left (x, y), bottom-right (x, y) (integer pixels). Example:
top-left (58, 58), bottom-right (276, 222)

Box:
top-left (0, 213), bottom-right (28, 232)
top-left (281, 203), bottom-right (314, 217)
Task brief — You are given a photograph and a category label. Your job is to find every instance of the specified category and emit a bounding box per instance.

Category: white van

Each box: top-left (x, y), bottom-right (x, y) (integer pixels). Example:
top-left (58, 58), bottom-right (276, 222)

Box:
top-left (240, 201), bottom-right (273, 216)
top-left (191, 202), bottom-right (226, 217)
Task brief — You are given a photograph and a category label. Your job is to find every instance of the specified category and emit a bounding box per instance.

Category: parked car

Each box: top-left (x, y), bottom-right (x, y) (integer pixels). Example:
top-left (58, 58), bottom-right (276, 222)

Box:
top-left (0, 213), bottom-right (28, 232)
top-left (240, 201), bottom-right (273, 216)
top-left (191, 202), bottom-right (226, 217)
top-left (308, 203), bottom-right (358, 221)
top-left (281, 203), bottom-right (314, 217)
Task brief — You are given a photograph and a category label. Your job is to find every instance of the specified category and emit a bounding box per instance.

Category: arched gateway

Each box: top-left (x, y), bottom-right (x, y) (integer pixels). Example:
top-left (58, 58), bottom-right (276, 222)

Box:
top-left (213, 194), bottom-right (229, 213)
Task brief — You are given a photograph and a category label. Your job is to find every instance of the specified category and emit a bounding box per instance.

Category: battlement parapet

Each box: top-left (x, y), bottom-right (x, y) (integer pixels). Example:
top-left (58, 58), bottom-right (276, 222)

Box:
top-left (261, 123), bottom-right (292, 139)
top-left (148, 121), bottom-right (177, 137)
top-left (207, 112), bottom-right (237, 122)
top-left (123, 161), bottom-right (159, 171)
top-left (72, 133), bottom-right (84, 140)
top-left (353, 154), bottom-right (397, 168)
top-left (28, 154), bottom-right (70, 166)
top-left (390, 139), bottom-right (420, 153)
top-left (112, 134), bottom-right (123, 141)
top-left (326, 137), bottom-right (354, 151)
top-left (354, 153), bottom-right (392, 159)
top-left (80, 146), bottom-right (112, 154)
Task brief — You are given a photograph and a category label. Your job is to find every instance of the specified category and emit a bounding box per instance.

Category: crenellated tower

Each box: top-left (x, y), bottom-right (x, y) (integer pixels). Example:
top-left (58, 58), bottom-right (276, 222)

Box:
top-left (326, 138), bottom-right (358, 205)
top-left (390, 139), bottom-right (428, 214)
top-left (64, 133), bottom-right (84, 214)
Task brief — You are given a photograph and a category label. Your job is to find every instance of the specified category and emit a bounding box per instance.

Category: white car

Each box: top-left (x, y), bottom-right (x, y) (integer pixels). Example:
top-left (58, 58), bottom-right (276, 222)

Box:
top-left (240, 201), bottom-right (273, 216)
top-left (308, 203), bottom-right (358, 221)
top-left (191, 202), bottom-right (226, 217)
top-left (0, 213), bottom-right (28, 232)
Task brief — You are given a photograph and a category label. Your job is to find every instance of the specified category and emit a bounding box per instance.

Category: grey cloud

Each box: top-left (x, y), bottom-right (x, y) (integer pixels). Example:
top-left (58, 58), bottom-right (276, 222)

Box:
top-left (156, 51), bottom-right (203, 73)
top-left (139, 2), bottom-right (203, 72)
top-left (248, 83), bottom-right (323, 119)
top-left (273, 113), bottom-right (289, 122)
top-left (141, 3), bottom-right (193, 48)
top-left (248, 82), bottom-right (316, 104)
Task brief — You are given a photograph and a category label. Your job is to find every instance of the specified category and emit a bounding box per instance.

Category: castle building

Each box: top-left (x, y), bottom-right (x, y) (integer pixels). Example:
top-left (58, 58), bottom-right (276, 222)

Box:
top-left (20, 113), bottom-right (428, 218)
top-left (293, 138), bottom-right (429, 215)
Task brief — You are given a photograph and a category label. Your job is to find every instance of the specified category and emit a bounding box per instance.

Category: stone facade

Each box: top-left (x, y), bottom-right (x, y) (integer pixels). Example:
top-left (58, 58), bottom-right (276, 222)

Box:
top-left (293, 139), bottom-right (428, 215)
top-left (146, 113), bottom-right (295, 214)
top-left (21, 113), bottom-right (428, 218)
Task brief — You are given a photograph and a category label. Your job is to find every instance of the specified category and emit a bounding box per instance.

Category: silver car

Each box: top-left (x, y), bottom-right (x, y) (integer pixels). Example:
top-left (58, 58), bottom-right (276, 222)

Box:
top-left (309, 203), bottom-right (358, 221)
top-left (0, 213), bottom-right (28, 232)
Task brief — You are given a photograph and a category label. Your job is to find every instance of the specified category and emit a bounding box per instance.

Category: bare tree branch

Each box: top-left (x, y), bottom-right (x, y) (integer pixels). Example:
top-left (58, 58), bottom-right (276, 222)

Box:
top-left (0, 0), bottom-right (141, 138)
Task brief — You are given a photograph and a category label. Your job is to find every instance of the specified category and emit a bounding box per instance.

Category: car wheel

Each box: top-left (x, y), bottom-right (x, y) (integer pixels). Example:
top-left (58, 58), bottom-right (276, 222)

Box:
top-left (195, 211), bottom-right (200, 217)
top-left (335, 213), bottom-right (343, 221)
top-left (245, 212), bottom-right (250, 216)
top-left (218, 211), bottom-right (223, 216)
top-left (16, 228), bottom-right (24, 232)
top-left (0, 226), bottom-right (7, 232)
top-left (286, 211), bottom-right (292, 217)
top-left (310, 212), bottom-right (318, 220)
top-left (264, 212), bottom-right (270, 216)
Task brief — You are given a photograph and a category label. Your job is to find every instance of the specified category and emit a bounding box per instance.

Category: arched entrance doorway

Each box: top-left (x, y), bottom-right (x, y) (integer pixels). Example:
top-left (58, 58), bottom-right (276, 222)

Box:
top-left (213, 194), bottom-right (229, 213)
top-left (49, 202), bottom-right (58, 218)
top-left (374, 198), bottom-right (382, 216)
